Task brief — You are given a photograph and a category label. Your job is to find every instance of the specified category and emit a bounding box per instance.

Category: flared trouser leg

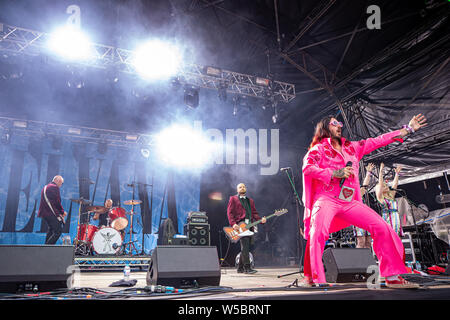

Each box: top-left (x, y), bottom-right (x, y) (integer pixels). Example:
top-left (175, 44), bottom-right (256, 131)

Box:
top-left (308, 196), bottom-right (407, 284)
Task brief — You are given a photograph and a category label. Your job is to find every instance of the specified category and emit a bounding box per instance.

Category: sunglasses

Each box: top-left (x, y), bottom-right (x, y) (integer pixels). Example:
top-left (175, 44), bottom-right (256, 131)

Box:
top-left (329, 120), bottom-right (343, 127)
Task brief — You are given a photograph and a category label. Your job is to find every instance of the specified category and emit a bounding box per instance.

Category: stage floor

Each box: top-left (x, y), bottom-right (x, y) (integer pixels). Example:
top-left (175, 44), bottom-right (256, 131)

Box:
top-left (73, 266), bottom-right (450, 300)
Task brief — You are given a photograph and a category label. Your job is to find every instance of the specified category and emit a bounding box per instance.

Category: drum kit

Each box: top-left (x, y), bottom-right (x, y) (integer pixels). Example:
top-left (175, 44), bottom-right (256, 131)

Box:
top-left (71, 198), bottom-right (143, 256)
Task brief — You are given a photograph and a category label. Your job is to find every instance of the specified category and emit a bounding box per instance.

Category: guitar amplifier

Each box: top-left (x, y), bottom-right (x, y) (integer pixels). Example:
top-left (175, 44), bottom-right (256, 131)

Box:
top-left (184, 223), bottom-right (210, 246)
top-left (187, 211), bottom-right (208, 224)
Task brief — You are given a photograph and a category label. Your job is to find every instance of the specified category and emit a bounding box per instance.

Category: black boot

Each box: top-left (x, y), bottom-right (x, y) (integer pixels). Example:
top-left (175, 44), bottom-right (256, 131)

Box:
top-left (237, 261), bottom-right (245, 273)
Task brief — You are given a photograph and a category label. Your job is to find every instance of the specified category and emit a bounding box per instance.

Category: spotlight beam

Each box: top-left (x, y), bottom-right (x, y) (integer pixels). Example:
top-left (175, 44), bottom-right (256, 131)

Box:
top-left (155, 125), bottom-right (216, 169)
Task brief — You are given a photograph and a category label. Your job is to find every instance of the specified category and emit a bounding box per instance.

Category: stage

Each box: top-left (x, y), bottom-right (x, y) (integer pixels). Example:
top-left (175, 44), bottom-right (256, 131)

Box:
top-left (0, 2), bottom-right (450, 312)
top-left (28, 266), bottom-right (450, 301)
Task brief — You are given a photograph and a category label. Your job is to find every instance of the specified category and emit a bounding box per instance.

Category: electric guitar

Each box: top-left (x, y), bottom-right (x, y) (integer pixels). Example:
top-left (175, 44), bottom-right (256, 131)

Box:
top-left (223, 208), bottom-right (288, 243)
top-left (57, 212), bottom-right (67, 225)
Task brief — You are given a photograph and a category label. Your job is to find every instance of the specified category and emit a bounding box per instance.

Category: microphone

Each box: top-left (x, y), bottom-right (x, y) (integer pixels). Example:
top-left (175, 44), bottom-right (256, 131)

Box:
top-left (339, 161), bottom-right (353, 188)
top-left (280, 167), bottom-right (291, 171)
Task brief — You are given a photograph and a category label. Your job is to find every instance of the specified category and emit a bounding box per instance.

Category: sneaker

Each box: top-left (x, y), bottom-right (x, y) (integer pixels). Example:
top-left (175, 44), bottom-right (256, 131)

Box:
top-left (298, 277), bottom-right (314, 287)
top-left (314, 283), bottom-right (330, 288)
top-left (237, 268), bottom-right (245, 273)
top-left (385, 276), bottom-right (420, 289)
top-left (244, 268), bottom-right (258, 274)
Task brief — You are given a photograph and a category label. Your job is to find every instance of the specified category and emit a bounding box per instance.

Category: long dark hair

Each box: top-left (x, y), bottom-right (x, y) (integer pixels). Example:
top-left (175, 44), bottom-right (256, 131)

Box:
top-left (308, 115), bottom-right (335, 150)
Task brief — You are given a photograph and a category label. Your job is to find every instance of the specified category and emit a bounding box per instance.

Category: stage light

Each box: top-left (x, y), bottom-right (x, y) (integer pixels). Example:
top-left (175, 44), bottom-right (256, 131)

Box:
top-left (272, 107), bottom-right (279, 124)
top-left (184, 86), bottom-right (199, 109)
top-left (218, 87), bottom-right (227, 102)
top-left (1, 130), bottom-right (11, 144)
top-left (125, 134), bottom-right (138, 141)
top-left (51, 136), bottom-right (63, 150)
top-left (13, 120), bottom-right (27, 128)
top-left (154, 124), bottom-right (216, 169)
top-left (205, 66), bottom-right (222, 77)
top-left (272, 113), bottom-right (278, 124)
top-left (256, 77), bottom-right (270, 86)
top-left (231, 95), bottom-right (251, 115)
top-left (261, 99), bottom-right (271, 110)
top-left (132, 40), bottom-right (181, 80)
top-left (171, 76), bottom-right (182, 90)
top-left (140, 148), bottom-right (150, 158)
top-left (66, 69), bottom-right (85, 89)
top-left (68, 127), bottom-right (81, 135)
top-left (218, 83), bottom-right (227, 102)
top-left (47, 25), bottom-right (93, 61)
top-left (97, 141), bottom-right (107, 154)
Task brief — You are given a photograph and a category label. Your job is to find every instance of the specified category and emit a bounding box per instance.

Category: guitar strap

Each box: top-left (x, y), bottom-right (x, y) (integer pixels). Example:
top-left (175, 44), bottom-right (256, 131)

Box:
top-left (44, 185), bottom-right (63, 223)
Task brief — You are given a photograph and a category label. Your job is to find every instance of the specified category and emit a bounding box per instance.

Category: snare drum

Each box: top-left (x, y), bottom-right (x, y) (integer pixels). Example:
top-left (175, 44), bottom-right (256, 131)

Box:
top-left (77, 224), bottom-right (99, 243)
top-left (108, 207), bottom-right (128, 230)
top-left (92, 227), bottom-right (123, 255)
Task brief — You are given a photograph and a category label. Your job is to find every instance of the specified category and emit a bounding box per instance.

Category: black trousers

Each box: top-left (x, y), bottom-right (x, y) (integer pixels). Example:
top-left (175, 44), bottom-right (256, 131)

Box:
top-left (238, 236), bottom-right (252, 268)
top-left (43, 215), bottom-right (63, 244)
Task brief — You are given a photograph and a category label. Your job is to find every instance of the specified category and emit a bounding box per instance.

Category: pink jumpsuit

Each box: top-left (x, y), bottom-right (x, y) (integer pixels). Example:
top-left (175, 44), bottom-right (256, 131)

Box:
top-left (302, 130), bottom-right (407, 284)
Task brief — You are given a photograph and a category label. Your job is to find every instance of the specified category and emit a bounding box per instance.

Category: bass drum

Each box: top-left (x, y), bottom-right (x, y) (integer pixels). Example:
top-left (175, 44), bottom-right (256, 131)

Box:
top-left (92, 227), bottom-right (123, 255)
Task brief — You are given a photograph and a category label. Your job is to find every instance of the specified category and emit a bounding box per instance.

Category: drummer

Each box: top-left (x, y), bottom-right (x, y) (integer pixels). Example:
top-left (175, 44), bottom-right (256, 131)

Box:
top-left (92, 198), bottom-right (113, 227)
top-left (92, 199), bottom-right (126, 241)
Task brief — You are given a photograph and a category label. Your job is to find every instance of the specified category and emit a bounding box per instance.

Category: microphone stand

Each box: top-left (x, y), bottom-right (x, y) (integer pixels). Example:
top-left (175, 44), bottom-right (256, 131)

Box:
top-left (277, 168), bottom-right (305, 278)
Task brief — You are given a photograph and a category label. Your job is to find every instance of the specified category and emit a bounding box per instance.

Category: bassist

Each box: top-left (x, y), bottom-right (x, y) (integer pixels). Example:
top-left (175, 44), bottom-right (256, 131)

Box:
top-left (227, 183), bottom-right (266, 274)
top-left (38, 175), bottom-right (67, 244)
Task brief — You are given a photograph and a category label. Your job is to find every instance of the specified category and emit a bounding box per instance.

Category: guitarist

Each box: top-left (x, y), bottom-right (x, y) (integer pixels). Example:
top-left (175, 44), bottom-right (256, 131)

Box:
top-left (38, 175), bottom-right (67, 244)
top-left (227, 183), bottom-right (266, 274)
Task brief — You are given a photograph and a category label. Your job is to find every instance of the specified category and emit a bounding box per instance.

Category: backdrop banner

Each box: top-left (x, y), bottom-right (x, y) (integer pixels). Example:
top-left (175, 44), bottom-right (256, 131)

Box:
top-left (0, 134), bottom-right (200, 254)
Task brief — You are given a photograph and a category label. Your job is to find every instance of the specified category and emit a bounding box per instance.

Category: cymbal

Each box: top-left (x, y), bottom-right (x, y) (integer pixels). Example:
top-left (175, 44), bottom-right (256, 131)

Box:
top-left (70, 198), bottom-right (92, 205)
top-left (86, 205), bottom-right (108, 214)
top-left (124, 200), bottom-right (142, 205)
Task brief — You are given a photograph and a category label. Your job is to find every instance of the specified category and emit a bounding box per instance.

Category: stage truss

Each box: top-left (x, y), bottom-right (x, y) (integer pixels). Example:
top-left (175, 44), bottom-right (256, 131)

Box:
top-left (0, 22), bottom-right (296, 104)
top-left (74, 255), bottom-right (151, 269)
top-left (0, 116), bottom-right (153, 149)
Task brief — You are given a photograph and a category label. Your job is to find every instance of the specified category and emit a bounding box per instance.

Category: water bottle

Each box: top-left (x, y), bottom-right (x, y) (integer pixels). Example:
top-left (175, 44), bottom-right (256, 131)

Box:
top-left (415, 261), bottom-right (422, 272)
top-left (62, 235), bottom-right (71, 245)
top-left (123, 264), bottom-right (130, 281)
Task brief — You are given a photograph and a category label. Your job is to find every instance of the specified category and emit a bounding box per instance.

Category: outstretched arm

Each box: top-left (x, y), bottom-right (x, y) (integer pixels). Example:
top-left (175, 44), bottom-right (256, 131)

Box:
top-left (398, 114), bottom-right (428, 137)
top-left (356, 114), bottom-right (428, 159)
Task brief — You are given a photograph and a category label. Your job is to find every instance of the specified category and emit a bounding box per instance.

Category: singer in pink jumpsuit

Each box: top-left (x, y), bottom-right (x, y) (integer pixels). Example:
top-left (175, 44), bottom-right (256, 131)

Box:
top-left (301, 114), bottom-right (427, 286)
